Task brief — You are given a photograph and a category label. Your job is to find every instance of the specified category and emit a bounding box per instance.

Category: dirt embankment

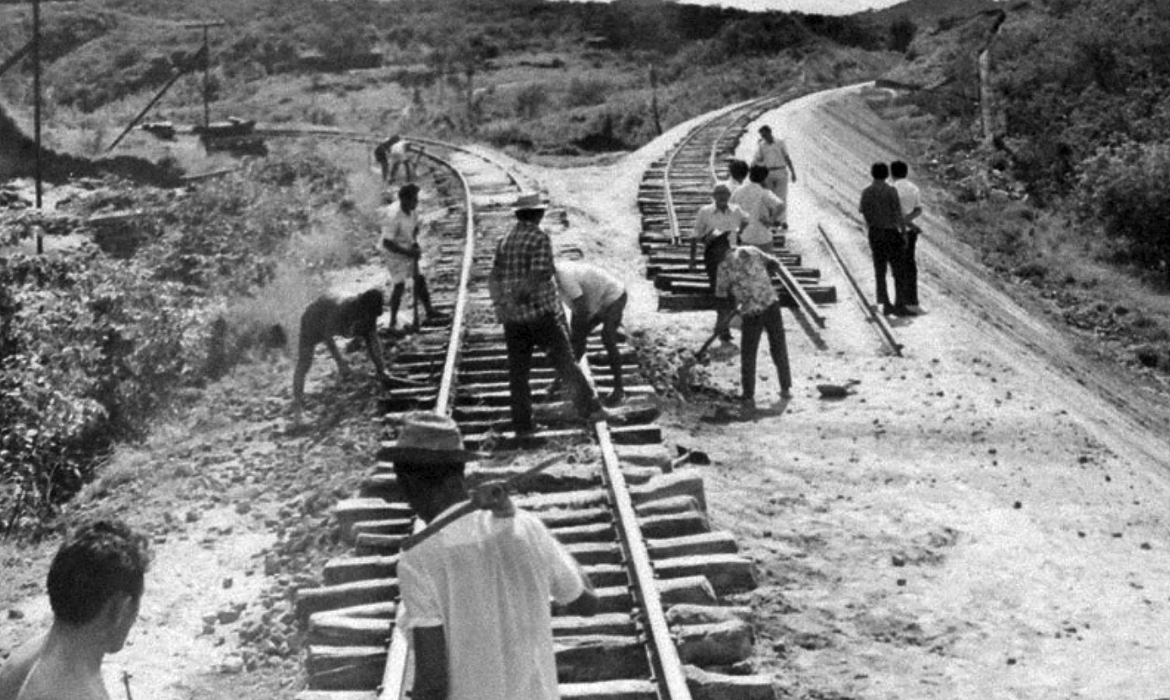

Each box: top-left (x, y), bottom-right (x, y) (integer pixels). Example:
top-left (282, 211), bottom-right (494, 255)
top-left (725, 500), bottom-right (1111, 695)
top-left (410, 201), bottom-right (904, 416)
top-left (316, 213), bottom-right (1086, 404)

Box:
top-left (0, 100), bottom-right (181, 186)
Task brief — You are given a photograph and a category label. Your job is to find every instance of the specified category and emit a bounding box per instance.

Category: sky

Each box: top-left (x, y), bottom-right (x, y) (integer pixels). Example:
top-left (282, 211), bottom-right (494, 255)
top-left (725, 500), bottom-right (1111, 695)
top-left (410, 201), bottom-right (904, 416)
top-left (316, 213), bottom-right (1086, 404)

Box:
top-left (555, 0), bottom-right (910, 16)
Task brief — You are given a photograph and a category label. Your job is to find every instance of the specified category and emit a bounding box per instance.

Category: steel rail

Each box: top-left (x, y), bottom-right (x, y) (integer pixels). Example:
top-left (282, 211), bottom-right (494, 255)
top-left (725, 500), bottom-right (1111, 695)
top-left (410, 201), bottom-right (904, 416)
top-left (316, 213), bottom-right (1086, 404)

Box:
top-left (693, 96), bottom-right (826, 329)
top-left (817, 223), bottom-right (902, 355)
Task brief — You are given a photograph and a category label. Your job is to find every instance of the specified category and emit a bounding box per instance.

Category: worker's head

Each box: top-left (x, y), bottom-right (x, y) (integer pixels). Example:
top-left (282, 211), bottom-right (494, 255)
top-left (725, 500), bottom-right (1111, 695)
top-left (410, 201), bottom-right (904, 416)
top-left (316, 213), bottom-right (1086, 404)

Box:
top-left (47, 519), bottom-right (150, 652)
top-left (712, 183), bottom-right (731, 209)
top-left (890, 160), bottom-right (909, 179)
top-left (387, 413), bottom-right (484, 521)
top-left (759, 125), bottom-right (773, 141)
top-left (749, 165), bottom-right (769, 184)
top-left (871, 162), bottom-right (890, 181)
top-left (398, 183), bottom-right (420, 212)
top-left (512, 193), bottom-right (548, 225)
top-left (727, 159), bottom-right (749, 183)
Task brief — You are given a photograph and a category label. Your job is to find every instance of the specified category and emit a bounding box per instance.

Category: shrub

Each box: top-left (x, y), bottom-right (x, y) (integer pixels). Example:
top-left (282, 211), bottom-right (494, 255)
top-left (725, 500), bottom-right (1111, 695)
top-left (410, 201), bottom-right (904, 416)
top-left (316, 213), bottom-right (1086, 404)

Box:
top-left (564, 77), bottom-right (610, 108)
top-left (1076, 141), bottom-right (1170, 283)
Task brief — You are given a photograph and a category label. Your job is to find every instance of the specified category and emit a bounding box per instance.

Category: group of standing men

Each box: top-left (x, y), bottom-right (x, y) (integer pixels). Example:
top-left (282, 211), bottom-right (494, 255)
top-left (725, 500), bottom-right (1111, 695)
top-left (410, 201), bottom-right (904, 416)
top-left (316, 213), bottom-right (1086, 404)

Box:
top-left (687, 124), bottom-right (798, 411)
top-left (859, 160), bottom-right (923, 317)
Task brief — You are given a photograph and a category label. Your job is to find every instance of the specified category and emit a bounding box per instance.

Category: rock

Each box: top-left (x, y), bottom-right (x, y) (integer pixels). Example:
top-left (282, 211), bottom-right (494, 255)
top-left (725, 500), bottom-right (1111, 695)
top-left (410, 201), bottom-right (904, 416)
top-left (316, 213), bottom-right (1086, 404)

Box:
top-left (235, 501), bottom-right (251, 515)
top-left (223, 577), bottom-right (234, 590)
top-left (186, 510), bottom-right (201, 523)
top-left (220, 655), bottom-right (245, 674)
top-left (8, 609), bottom-right (24, 620)
top-left (217, 608), bottom-right (242, 624)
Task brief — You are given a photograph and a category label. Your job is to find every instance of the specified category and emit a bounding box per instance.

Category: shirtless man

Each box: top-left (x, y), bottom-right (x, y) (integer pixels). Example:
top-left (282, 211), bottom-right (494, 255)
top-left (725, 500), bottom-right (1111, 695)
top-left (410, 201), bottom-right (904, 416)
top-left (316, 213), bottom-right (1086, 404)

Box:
top-left (292, 286), bottom-right (392, 419)
top-left (0, 519), bottom-right (150, 700)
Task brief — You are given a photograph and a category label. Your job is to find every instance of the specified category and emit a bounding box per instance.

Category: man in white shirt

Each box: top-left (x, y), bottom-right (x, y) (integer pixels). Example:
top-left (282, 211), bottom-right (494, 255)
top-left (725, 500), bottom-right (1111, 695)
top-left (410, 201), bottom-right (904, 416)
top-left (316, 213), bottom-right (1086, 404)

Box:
top-left (751, 125), bottom-right (797, 229)
top-left (692, 183), bottom-right (749, 343)
top-left (553, 258), bottom-right (628, 406)
top-left (380, 183), bottom-right (447, 331)
top-left (730, 165), bottom-right (785, 255)
top-left (391, 413), bottom-right (598, 700)
top-left (890, 160), bottom-right (923, 313)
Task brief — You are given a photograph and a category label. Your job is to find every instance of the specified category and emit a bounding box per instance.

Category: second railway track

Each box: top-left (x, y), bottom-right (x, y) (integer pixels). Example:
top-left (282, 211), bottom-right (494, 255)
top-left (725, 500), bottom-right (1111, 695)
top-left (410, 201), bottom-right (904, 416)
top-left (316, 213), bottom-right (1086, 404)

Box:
top-left (291, 138), bottom-right (777, 700)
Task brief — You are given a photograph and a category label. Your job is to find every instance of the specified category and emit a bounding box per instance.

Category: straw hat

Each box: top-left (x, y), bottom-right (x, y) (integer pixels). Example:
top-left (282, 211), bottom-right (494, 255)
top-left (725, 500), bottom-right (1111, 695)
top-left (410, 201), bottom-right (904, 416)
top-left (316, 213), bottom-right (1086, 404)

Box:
top-left (382, 412), bottom-right (485, 464)
top-left (512, 192), bottom-right (548, 213)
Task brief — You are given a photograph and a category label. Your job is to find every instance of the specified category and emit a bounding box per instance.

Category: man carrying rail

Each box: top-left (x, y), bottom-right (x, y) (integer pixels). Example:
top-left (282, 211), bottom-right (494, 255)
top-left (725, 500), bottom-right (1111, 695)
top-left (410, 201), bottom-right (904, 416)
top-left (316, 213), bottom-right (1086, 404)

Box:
top-left (390, 412), bottom-right (599, 700)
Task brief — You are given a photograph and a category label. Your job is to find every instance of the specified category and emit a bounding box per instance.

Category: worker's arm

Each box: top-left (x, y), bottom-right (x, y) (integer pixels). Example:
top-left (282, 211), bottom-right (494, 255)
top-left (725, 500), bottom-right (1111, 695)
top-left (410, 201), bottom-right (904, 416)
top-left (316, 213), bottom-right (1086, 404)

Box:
top-left (411, 626), bottom-right (449, 700)
top-left (556, 557), bottom-right (599, 617)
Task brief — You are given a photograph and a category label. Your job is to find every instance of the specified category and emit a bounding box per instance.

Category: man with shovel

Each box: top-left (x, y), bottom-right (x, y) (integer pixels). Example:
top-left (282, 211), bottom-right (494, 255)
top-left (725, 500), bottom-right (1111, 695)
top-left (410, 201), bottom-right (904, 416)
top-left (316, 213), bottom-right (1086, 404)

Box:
top-left (714, 243), bottom-right (793, 413)
top-left (380, 183), bottom-right (448, 332)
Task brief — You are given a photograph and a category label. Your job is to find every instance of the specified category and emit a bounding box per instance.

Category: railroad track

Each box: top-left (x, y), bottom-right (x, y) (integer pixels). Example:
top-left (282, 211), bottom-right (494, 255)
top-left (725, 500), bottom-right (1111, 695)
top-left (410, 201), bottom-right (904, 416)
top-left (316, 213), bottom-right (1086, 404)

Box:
top-left (637, 97), bottom-right (836, 326)
top-left (291, 139), bottom-right (775, 700)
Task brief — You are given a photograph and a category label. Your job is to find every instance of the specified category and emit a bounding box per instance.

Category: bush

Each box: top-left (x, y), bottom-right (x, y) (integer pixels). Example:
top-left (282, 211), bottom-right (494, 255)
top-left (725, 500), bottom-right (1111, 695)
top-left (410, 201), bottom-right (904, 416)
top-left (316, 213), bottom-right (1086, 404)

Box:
top-left (1076, 141), bottom-right (1170, 282)
top-left (564, 77), bottom-right (610, 108)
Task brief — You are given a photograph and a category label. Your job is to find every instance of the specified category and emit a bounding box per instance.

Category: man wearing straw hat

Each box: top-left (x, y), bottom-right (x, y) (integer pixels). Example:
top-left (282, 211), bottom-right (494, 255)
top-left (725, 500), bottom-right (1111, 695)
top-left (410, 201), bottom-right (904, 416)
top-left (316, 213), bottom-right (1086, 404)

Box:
top-left (389, 412), bottom-right (598, 700)
top-left (489, 193), bottom-right (605, 437)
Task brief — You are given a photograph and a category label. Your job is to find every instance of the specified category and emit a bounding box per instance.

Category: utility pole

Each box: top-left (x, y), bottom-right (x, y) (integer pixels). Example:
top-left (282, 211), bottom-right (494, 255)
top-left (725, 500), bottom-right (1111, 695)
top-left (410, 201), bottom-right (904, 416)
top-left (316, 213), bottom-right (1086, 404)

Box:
top-left (32, 0), bottom-right (43, 253)
top-left (182, 21), bottom-right (224, 129)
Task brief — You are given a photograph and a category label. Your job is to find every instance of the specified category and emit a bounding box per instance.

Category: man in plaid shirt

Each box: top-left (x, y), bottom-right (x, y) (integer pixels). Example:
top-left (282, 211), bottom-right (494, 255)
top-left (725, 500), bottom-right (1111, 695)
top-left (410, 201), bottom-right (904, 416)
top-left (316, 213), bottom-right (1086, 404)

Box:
top-left (490, 193), bottom-right (602, 437)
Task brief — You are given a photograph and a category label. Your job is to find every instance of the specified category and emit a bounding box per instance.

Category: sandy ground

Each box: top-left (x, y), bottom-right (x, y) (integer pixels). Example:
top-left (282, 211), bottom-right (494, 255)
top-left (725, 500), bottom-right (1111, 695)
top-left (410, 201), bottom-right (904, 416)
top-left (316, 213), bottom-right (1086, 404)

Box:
top-left (5, 83), bottom-right (1170, 700)
top-left (530, 85), bottom-right (1170, 698)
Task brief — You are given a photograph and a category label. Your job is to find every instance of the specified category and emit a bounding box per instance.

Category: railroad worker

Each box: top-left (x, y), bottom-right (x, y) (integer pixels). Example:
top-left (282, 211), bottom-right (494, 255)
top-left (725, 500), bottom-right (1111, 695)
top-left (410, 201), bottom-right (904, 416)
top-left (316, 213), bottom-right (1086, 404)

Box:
top-left (489, 193), bottom-right (605, 437)
top-left (374, 135), bottom-right (421, 184)
top-left (714, 243), bottom-right (793, 414)
top-left (691, 183), bottom-right (749, 343)
top-left (890, 160), bottom-right (923, 314)
top-left (291, 285), bottom-right (399, 421)
top-left (750, 125), bottom-right (797, 229)
top-left (380, 183), bottom-right (447, 332)
top-left (858, 162), bottom-right (912, 317)
top-left (0, 519), bottom-right (150, 700)
top-left (725, 158), bottom-right (750, 192)
top-left (730, 165), bottom-right (786, 255)
top-left (390, 412), bottom-right (599, 700)
top-left (550, 257), bottom-right (628, 406)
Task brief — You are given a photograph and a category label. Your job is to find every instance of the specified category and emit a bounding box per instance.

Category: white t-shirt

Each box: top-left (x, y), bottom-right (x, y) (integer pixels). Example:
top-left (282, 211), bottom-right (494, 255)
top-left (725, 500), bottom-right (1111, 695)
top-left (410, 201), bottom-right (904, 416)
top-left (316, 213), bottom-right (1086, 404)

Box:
top-left (892, 178), bottom-right (922, 217)
top-left (753, 138), bottom-right (790, 172)
top-left (730, 182), bottom-right (784, 247)
top-left (692, 202), bottom-right (749, 247)
top-left (389, 139), bottom-right (409, 163)
top-left (555, 260), bottom-right (626, 319)
top-left (398, 508), bottom-right (584, 700)
top-left (380, 201), bottom-right (418, 280)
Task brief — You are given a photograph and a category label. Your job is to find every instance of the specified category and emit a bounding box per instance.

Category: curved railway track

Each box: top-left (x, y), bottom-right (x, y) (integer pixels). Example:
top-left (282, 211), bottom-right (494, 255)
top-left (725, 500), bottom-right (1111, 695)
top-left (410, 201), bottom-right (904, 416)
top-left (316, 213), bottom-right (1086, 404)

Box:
top-left (637, 98), bottom-right (836, 328)
top-left (289, 138), bottom-right (775, 700)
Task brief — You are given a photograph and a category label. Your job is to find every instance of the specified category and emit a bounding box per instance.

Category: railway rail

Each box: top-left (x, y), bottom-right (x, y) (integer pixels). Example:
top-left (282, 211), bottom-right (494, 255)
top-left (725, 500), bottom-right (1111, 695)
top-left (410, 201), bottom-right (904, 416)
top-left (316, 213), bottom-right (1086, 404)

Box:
top-left (290, 138), bottom-right (776, 700)
top-left (636, 98), bottom-right (836, 323)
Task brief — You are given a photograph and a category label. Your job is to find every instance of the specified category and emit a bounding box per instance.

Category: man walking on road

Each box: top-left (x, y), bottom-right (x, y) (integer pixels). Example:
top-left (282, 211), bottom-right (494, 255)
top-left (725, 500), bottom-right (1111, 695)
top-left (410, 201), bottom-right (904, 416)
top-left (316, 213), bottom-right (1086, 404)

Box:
top-left (859, 162), bottom-right (912, 317)
top-left (715, 244), bottom-right (793, 415)
top-left (751, 125), bottom-right (797, 229)
top-left (489, 193), bottom-right (605, 437)
top-left (891, 160), bottom-right (923, 314)
top-left (380, 183), bottom-right (447, 332)
top-left (391, 412), bottom-right (598, 700)
top-left (691, 183), bottom-right (749, 343)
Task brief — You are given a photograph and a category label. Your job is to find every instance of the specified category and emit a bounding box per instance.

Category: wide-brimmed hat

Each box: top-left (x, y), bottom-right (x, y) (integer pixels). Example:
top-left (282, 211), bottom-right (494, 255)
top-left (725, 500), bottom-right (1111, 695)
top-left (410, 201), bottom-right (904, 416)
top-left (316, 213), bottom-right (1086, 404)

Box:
top-left (512, 192), bottom-right (548, 213)
top-left (382, 412), bottom-right (485, 465)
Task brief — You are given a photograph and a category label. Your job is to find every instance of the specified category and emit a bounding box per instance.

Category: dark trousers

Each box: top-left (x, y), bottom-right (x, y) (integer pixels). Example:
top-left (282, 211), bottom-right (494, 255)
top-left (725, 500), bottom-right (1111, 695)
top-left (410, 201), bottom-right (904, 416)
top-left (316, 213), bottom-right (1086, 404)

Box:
top-left (504, 313), bottom-right (598, 431)
top-left (568, 293), bottom-right (627, 394)
top-left (740, 302), bottom-right (791, 400)
top-left (904, 226), bottom-right (920, 306)
top-left (704, 236), bottom-right (733, 334)
top-left (867, 227), bottom-right (910, 308)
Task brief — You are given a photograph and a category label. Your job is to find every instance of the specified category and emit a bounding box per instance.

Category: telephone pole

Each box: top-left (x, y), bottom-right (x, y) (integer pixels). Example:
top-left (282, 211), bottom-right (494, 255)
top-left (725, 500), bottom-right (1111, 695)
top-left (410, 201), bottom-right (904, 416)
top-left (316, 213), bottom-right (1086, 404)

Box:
top-left (32, 0), bottom-right (43, 253)
top-left (182, 21), bottom-right (224, 129)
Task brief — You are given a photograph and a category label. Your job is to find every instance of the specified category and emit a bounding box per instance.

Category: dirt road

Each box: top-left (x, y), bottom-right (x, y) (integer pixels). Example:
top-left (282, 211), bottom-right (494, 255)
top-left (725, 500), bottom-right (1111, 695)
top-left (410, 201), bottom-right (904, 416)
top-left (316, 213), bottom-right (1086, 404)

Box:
top-left (531, 84), bottom-right (1170, 698)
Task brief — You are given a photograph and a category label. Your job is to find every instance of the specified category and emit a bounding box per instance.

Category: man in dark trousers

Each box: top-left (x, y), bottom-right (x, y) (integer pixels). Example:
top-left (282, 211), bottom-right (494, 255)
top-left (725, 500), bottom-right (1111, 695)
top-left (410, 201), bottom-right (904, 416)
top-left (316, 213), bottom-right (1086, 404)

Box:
top-left (890, 160), bottom-right (924, 313)
top-left (489, 193), bottom-right (604, 437)
top-left (858, 162), bottom-right (911, 317)
top-left (389, 412), bottom-right (598, 700)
